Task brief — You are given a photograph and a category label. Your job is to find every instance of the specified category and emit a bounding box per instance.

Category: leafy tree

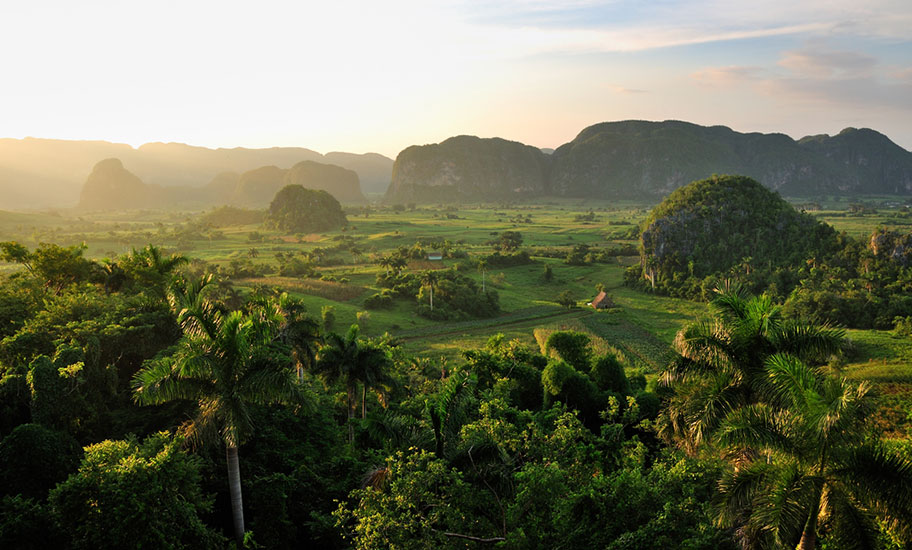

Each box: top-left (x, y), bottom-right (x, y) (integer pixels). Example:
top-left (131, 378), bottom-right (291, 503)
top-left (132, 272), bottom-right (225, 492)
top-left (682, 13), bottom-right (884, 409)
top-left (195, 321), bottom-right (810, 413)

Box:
top-left (266, 185), bottom-right (347, 233)
top-left (0, 242), bottom-right (99, 293)
top-left (321, 305), bottom-right (336, 333)
top-left (544, 331), bottom-right (591, 371)
top-left (590, 354), bottom-right (629, 395)
top-left (495, 231), bottom-right (523, 252)
top-left (49, 433), bottom-right (224, 550)
top-left (334, 450), bottom-right (496, 549)
top-left (0, 423), bottom-right (82, 500)
top-left (555, 290), bottom-right (575, 309)
top-left (0, 495), bottom-right (66, 550)
top-left (132, 276), bottom-right (308, 546)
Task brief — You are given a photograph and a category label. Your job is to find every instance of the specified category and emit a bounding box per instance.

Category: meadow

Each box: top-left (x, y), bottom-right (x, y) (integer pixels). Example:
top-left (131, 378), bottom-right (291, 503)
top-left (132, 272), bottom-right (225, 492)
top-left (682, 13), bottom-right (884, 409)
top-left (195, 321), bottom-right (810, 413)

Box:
top-left (2, 195), bottom-right (911, 436)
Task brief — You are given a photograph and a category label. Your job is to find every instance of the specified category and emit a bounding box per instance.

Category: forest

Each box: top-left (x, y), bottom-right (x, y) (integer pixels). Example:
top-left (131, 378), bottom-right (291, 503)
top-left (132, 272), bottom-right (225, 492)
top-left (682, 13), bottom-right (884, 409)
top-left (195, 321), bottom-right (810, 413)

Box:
top-left (2, 177), bottom-right (912, 550)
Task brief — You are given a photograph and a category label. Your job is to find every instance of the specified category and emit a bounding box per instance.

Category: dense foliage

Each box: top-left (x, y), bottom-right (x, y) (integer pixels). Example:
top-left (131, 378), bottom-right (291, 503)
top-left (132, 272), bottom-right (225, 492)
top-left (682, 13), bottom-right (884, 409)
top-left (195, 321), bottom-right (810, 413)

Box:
top-left (2, 233), bottom-right (911, 549)
top-left (266, 184), bottom-right (348, 233)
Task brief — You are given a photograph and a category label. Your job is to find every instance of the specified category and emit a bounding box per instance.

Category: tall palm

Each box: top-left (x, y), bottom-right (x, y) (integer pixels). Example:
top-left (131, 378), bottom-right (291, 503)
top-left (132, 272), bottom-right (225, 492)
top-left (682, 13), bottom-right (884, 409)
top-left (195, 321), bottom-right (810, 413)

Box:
top-left (657, 286), bottom-right (844, 453)
top-left (313, 325), bottom-right (394, 441)
top-left (421, 270), bottom-right (439, 311)
top-left (714, 353), bottom-right (912, 549)
top-left (249, 292), bottom-right (321, 382)
top-left (478, 259), bottom-right (488, 293)
top-left (132, 276), bottom-right (307, 547)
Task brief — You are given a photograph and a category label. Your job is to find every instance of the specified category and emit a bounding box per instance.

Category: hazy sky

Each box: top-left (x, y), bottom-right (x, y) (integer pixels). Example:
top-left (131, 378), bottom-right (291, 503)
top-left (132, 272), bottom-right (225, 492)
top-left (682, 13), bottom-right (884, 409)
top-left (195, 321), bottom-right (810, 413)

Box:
top-left (1, 0), bottom-right (910, 157)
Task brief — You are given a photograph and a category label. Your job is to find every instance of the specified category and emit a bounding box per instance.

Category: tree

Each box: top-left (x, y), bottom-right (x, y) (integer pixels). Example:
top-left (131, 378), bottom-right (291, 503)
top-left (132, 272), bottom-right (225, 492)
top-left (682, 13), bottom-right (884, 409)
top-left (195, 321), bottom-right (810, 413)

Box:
top-left (478, 259), bottom-right (488, 293)
top-left (657, 287), bottom-right (844, 453)
top-left (556, 290), bottom-right (575, 309)
top-left (714, 353), bottom-right (912, 549)
top-left (421, 270), bottom-right (440, 311)
top-left (120, 244), bottom-right (188, 296)
top-left (496, 231), bottom-right (523, 252)
top-left (132, 276), bottom-right (307, 546)
top-left (49, 433), bottom-right (224, 550)
top-left (313, 325), bottom-right (394, 439)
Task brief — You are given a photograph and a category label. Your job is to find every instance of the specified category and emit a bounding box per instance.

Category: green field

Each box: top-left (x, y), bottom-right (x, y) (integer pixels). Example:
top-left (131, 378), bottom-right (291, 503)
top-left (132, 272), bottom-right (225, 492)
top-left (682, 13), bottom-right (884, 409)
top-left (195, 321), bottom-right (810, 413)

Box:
top-left (3, 199), bottom-right (911, 437)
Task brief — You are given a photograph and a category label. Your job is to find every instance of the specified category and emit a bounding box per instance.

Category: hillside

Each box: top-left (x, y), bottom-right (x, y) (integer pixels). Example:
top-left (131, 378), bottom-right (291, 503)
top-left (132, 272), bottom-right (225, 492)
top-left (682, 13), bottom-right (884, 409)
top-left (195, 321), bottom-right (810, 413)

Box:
top-left (0, 138), bottom-right (392, 209)
top-left (284, 160), bottom-right (365, 203)
top-left (386, 135), bottom-right (551, 203)
top-left (387, 121), bottom-right (912, 202)
top-left (631, 174), bottom-right (838, 296)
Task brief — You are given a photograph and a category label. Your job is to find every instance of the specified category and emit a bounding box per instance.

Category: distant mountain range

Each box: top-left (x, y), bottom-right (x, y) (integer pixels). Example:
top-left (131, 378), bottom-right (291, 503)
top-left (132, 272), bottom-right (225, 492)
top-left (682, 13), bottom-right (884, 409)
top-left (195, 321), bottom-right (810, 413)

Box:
top-left (4, 120), bottom-right (912, 210)
top-left (387, 121), bottom-right (912, 202)
top-left (78, 158), bottom-right (366, 211)
top-left (0, 138), bottom-right (392, 209)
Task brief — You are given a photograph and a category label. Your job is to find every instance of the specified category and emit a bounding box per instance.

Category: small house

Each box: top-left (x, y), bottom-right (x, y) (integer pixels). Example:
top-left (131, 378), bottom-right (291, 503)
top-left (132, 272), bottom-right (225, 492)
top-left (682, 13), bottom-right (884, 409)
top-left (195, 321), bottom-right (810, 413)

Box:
top-left (588, 291), bottom-right (613, 309)
top-left (427, 251), bottom-right (443, 261)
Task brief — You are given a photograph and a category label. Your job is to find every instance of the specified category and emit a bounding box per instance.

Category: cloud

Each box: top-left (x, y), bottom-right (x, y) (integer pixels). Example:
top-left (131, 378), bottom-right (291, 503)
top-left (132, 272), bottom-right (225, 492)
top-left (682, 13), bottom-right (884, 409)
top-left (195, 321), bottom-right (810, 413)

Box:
top-left (778, 48), bottom-right (877, 78)
top-left (608, 85), bottom-right (647, 94)
top-left (691, 66), bottom-right (765, 87)
top-left (691, 46), bottom-right (912, 110)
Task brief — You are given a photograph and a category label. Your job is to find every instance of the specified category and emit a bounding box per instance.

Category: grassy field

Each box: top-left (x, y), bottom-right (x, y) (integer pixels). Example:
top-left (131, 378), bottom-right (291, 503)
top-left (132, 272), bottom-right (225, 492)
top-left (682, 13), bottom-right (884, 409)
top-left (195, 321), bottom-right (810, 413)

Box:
top-left (2, 198), bottom-right (911, 436)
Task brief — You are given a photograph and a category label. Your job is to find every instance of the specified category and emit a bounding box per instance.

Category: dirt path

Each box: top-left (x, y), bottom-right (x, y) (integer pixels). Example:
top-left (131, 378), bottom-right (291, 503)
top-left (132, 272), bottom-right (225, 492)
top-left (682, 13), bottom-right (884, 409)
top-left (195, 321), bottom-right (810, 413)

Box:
top-left (397, 307), bottom-right (594, 342)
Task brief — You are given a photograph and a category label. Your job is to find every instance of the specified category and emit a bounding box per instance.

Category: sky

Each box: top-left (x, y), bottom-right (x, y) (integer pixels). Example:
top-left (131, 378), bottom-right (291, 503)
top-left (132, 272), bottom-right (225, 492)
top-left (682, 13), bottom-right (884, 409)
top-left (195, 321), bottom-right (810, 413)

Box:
top-left (1, 0), bottom-right (910, 158)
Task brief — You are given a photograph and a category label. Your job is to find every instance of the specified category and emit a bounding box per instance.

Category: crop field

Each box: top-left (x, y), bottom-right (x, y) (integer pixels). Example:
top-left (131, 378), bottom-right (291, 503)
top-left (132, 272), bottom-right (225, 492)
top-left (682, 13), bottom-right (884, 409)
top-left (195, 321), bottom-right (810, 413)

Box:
top-left (2, 198), bottom-right (911, 438)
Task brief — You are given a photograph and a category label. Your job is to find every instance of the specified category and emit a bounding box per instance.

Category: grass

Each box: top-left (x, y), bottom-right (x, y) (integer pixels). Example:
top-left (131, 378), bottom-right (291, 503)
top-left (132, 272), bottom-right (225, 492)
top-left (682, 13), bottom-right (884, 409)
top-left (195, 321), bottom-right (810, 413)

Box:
top-left (2, 199), bottom-right (910, 437)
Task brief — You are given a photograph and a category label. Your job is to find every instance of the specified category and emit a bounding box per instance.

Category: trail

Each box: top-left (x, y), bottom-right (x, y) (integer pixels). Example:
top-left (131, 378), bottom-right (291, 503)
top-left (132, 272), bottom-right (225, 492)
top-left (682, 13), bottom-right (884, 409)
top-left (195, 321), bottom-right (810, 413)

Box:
top-left (396, 307), bottom-right (594, 342)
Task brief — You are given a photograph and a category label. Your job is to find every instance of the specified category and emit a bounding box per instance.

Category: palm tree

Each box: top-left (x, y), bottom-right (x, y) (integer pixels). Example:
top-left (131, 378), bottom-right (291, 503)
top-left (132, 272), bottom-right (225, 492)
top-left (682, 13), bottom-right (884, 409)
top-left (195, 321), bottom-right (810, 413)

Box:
top-left (250, 292), bottom-right (322, 382)
top-left (477, 259), bottom-right (488, 293)
top-left (123, 244), bottom-right (188, 296)
top-left (657, 286), bottom-right (844, 453)
top-left (421, 270), bottom-right (439, 311)
top-left (313, 325), bottom-right (394, 441)
top-left (714, 353), bottom-right (912, 549)
top-left (132, 276), bottom-right (307, 547)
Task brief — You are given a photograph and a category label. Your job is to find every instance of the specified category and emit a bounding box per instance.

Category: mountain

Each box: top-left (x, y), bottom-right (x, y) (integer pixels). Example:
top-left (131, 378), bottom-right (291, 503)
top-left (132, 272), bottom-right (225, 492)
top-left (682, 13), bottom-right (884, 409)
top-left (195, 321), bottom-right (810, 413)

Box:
top-left (387, 121), bottom-right (912, 202)
top-left (635, 174), bottom-right (838, 295)
top-left (78, 159), bottom-right (155, 211)
top-left (797, 128), bottom-right (912, 194)
top-left (0, 138), bottom-right (393, 209)
top-left (231, 166), bottom-right (288, 207)
top-left (386, 135), bottom-right (551, 203)
top-left (283, 161), bottom-right (364, 203)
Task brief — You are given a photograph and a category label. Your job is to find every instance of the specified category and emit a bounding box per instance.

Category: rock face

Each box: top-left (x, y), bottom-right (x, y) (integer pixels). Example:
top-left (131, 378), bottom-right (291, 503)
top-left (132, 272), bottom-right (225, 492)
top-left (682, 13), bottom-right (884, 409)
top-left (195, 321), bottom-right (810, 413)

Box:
top-left (387, 121), bottom-right (912, 202)
top-left (550, 120), bottom-right (845, 199)
top-left (798, 128), bottom-right (912, 194)
top-left (386, 136), bottom-right (551, 203)
top-left (283, 160), bottom-right (365, 202)
top-left (78, 159), bottom-right (154, 211)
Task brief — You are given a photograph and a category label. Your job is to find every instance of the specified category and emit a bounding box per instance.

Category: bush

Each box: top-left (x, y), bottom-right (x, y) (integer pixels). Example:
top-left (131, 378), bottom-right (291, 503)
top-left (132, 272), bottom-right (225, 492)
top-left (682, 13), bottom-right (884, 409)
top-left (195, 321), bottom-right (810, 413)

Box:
top-left (364, 290), bottom-right (395, 310)
top-left (49, 433), bottom-right (224, 550)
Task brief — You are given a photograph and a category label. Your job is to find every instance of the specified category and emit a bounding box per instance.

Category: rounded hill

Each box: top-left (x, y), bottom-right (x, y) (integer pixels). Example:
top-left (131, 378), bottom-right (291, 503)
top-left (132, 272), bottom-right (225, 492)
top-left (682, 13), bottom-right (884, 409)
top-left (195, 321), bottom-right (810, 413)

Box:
top-left (266, 185), bottom-right (347, 233)
top-left (632, 174), bottom-right (839, 296)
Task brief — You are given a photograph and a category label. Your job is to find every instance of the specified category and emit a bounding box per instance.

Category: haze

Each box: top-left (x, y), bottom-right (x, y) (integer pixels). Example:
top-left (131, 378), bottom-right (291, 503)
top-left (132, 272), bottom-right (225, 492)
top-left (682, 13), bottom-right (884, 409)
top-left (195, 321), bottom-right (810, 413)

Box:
top-left (1, 0), bottom-right (911, 156)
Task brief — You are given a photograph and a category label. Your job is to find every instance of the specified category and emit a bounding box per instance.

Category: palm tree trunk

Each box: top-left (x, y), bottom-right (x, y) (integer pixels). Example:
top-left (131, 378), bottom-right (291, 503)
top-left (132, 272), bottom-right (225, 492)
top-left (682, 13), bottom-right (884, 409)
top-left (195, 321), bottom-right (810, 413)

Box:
top-left (362, 383), bottom-right (367, 419)
top-left (430, 285), bottom-right (434, 310)
top-left (226, 445), bottom-right (245, 547)
top-left (347, 385), bottom-right (355, 444)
